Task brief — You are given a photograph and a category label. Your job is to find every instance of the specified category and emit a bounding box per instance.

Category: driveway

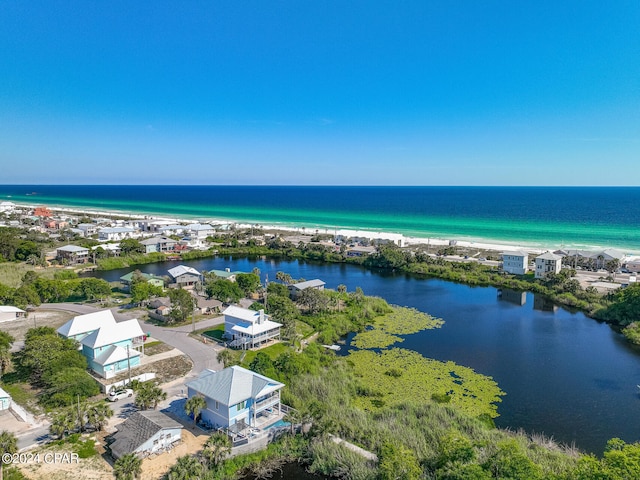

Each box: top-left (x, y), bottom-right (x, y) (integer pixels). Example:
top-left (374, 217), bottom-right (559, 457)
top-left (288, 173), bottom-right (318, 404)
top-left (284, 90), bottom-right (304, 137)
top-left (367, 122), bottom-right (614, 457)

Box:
top-left (38, 303), bottom-right (224, 377)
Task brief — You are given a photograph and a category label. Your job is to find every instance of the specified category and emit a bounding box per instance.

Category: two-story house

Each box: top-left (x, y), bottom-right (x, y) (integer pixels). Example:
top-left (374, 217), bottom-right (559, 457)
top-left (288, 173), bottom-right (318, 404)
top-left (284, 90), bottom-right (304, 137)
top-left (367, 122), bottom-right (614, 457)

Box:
top-left (223, 306), bottom-right (282, 349)
top-left (56, 245), bottom-right (90, 264)
top-left (57, 310), bottom-right (117, 345)
top-left (168, 265), bottom-right (202, 288)
top-left (535, 252), bottom-right (563, 279)
top-left (501, 251), bottom-right (529, 275)
top-left (80, 319), bottom-right (145, 378)
top-left (139, 236), bottom-right (177, 254)
top-left (185, 366), bottom-right (285, 433)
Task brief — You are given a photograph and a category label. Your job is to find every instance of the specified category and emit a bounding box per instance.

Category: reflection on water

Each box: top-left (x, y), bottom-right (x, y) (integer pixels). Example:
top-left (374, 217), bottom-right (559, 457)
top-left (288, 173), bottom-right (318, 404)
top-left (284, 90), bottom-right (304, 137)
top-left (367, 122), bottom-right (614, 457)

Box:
top-left (533, 294), bottom-right (559, 312)
top-left (90, 256), bottom-right (640, 454)
top-left (498, 288), bottom-right (527, 306)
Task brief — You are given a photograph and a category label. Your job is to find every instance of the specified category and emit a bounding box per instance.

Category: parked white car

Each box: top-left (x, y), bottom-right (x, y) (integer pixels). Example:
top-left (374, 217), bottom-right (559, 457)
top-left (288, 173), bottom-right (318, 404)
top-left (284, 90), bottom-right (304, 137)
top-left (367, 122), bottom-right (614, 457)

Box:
top-left (108, 388), bottom-right (134, 402)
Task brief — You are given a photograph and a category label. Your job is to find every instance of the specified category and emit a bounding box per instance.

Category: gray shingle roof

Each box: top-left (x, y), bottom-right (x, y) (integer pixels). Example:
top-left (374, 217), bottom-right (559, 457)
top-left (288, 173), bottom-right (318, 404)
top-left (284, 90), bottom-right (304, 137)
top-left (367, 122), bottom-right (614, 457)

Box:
top-left (110, 411), bottom-right (182, 459)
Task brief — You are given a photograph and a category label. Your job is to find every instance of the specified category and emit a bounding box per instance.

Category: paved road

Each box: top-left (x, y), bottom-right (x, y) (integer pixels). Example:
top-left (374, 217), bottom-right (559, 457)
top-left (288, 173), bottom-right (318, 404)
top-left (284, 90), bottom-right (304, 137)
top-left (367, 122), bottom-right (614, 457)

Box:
top-left (39, 303), bottom-right (225, 376)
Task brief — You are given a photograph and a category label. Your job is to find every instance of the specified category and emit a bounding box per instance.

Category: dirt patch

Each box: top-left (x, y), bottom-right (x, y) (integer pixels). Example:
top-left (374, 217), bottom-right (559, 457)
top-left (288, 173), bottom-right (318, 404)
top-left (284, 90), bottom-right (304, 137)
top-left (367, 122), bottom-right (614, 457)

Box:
top-left (144, 341), bottom-right (174, 356)
top-left (16, 436), bottom-right (113, 480)
top-left (102, 355), bottom-right (193, 386)
top-left (139, 428), bottom-right (208, 480)
top-left (0, 310), bottom-right (72, 342)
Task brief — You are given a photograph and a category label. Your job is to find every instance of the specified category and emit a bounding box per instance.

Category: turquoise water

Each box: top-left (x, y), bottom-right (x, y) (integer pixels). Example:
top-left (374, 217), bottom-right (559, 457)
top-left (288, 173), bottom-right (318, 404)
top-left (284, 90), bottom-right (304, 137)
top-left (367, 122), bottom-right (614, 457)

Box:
top-left (2, 185), bottom-right (639, 251)
top-left (264, 419), bottom-right (291, 430)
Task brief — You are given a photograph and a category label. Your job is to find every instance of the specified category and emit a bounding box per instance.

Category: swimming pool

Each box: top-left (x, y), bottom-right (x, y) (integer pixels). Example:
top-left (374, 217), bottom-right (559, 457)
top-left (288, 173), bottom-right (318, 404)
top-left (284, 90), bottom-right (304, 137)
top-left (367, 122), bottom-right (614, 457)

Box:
top-left (264, 419), bottom-right (291, 430)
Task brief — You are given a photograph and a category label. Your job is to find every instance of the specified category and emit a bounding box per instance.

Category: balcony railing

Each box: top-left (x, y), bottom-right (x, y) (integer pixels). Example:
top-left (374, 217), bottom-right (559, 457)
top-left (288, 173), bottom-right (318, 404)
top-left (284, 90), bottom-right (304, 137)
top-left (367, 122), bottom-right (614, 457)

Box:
top-left (253, 395), bottom-right (279, 411)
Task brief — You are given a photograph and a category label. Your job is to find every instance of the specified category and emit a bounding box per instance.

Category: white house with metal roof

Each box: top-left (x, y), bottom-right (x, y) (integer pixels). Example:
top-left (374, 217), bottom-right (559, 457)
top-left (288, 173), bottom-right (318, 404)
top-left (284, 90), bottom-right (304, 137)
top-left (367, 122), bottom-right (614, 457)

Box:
top-left (98, 227), bottom-right (139, 241)
top-left (186, 366), bottom-right (285, 432)
top-left (186, 223), bottom-right (215, 239)
top-left (80, 318), bottom-right (145, 378)
top-left (535, 252), bottom-right (563, 279)
top-left (501, 251), bottom-right (529, 275)
top-left (287, 279), bottom-right (326, 299)
top-left (223, 306), bottom-right (282, 349)
top-left (168, 265), bottom-right (202, 288)
top-left (57, 310), bottom-right (117, 344)
top-left (0, 306), bottom-right (26, 323)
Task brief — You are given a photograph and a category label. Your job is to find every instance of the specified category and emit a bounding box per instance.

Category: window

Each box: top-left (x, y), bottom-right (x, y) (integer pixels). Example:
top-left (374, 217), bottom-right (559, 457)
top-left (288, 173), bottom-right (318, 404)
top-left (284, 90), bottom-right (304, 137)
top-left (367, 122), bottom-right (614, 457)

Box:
top-left (236, 401), bottom-right (245, 410)
top-left (215, 401), bottom-right (219, 410)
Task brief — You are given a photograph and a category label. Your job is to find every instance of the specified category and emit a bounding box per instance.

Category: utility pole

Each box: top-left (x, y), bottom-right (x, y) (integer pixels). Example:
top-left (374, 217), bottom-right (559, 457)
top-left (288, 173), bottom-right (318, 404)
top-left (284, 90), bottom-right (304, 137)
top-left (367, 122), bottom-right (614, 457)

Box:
top-left (126, 345), bottom-right (132, 385)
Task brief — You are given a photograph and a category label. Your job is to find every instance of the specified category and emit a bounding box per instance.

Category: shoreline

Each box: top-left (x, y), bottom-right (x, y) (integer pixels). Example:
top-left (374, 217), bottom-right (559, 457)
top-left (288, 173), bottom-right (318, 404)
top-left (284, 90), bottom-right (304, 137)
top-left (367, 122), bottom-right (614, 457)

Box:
top-left (8, 200), bottom-right (640, 257)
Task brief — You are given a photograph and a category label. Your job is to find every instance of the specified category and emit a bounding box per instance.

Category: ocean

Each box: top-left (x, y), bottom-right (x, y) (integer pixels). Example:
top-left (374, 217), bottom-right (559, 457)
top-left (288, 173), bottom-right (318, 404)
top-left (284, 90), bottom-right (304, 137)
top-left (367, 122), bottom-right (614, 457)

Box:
top-left (1, 185), bottom-right (639, 252)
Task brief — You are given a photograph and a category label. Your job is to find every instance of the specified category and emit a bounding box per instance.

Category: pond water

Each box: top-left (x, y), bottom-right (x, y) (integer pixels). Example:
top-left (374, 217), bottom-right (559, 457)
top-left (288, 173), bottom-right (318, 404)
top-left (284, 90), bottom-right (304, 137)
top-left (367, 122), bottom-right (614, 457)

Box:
top-left (91, 256), bottom-right (640, 454)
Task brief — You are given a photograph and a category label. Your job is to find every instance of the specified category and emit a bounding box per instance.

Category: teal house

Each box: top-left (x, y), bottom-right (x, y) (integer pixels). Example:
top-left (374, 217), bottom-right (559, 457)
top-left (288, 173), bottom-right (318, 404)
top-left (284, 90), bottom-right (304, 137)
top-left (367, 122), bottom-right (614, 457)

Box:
top-left (0, 386), bottom-right (10, 411)
top-left (81, 318), bottom-right (145, 379)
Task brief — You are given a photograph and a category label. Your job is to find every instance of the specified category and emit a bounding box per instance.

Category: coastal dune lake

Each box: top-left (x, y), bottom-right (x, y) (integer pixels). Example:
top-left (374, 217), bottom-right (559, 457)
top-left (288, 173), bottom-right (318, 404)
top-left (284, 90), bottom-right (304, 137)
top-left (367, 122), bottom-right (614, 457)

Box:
top-left (94, 257), bottom-right (640, 454)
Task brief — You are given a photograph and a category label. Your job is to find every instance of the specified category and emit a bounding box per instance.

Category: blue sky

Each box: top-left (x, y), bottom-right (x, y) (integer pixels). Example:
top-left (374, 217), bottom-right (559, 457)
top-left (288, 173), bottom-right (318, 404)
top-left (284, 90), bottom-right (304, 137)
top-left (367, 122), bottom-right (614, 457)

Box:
top-left (1, 1), bottom-right (639, 185)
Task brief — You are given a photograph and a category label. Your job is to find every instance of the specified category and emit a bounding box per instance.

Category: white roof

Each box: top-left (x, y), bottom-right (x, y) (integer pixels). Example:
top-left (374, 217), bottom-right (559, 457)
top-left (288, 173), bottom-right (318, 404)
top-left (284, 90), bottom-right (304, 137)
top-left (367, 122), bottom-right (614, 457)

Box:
top-left (81, 319), bottom-right (144, 349)
top-left (57, 244), bottom-right (90, 253)
top-left (0, 306), bottom-right (26, 314)
top-left (502, 250), bottom-right (528, 257)
top-left (231, 319), bottom-right (282, 336)
top-left (57, 310), bottom-right (116, 338)
top-left (186, 366), bottom-right (284, 406)
top-left (0, 386), bottom-right (10, 399)
top-left (223, 305), bottom-right (268, 323)
top-left (187, 223), bottom-right (214, 231)
top-left (100, 227), bottom-right (135, 233)
top-left (92, 243), bottom-right (121, 251)
top-left (168, 265), bottom-right (201, 278)
top-left (93, 345), bottom-right (141, 366)
top-left (290, 279), bottom-right (326, 290)
top-left (537, 252), bottom-right (563, 261)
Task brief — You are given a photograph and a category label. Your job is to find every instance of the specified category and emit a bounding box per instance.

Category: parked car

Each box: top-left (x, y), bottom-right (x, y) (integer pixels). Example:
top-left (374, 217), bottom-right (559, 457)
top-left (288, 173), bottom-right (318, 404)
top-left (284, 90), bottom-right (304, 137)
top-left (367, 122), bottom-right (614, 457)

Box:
top-left (108, 388), bottom-right (133, 402)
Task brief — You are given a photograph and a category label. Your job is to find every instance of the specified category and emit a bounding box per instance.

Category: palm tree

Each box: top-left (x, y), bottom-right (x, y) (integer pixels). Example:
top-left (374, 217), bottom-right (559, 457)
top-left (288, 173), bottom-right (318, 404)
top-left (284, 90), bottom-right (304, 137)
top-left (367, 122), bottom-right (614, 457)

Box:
top-left (0, 431), bottom-right (17, 480)
top-left (216, 349), bottom-right (235, 368)
top-left (113, 453), bottom-right (142, 480)
top-left (202, 431), bottom-right (231, 470)
top-left (185, 395), bottom-right (207, 427)
top-left (135, 382), bottom-right (167, 410)
top-left (86, 401), bottom-right (113, 431)
top-left (50, 411), bottom-right (75, 439)
top-left (166, 455), bottom-right (204, 480)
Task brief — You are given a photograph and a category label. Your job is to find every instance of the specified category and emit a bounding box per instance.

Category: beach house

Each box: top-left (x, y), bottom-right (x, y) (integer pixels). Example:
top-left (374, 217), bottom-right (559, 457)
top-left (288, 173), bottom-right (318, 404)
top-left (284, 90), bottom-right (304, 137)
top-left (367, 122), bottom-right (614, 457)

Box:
top-left (288, 279), bottom-right (326, 300)
top-left (56, 244), bottom-right (90, 264)
top-left (57, 310), bottom-right (117, 344)
top-left (185, 366), bottom-right (285, 432)
top-left (119, 272), bottom-right (165, 291)
top-left (80, 319), bottom-right (145, 378)
top-left (98, 227), bottom-right (138, 241)
top-left (501, 251), bottom-right (529, 275)
top-left (223, 305), bottom-right (282, 349)
top-left (535, 252), bottom-right (563, 279)
top-left (0, 306), bottom-right (26, 323)
top-left (110, 411), bottom-right (183, 459)
top-left (168, 265), bottom-right (202, 288)
top-left (139, 236), bottom-right (177, 254)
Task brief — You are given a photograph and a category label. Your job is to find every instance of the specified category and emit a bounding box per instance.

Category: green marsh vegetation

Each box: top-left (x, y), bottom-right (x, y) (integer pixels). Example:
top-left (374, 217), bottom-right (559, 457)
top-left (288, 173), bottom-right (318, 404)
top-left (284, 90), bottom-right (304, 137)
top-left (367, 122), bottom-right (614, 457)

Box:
top-left (196, 288), bottom-right (640, 479)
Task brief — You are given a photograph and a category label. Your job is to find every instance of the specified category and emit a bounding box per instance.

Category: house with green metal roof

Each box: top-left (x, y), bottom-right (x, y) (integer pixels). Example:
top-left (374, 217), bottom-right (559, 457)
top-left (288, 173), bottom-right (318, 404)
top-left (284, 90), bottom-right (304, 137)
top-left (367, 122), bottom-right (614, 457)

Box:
top-left (119, 272), bottom-right (165, 291)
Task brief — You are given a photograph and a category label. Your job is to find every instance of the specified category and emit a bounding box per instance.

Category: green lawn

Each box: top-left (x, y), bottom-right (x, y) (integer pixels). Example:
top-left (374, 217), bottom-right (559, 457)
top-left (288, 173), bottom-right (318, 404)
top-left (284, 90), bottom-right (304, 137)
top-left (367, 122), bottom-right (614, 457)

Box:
top-left (241, 342), bottom-right (290, 366)
top-left (202, 324), bottom-right (225, 340)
